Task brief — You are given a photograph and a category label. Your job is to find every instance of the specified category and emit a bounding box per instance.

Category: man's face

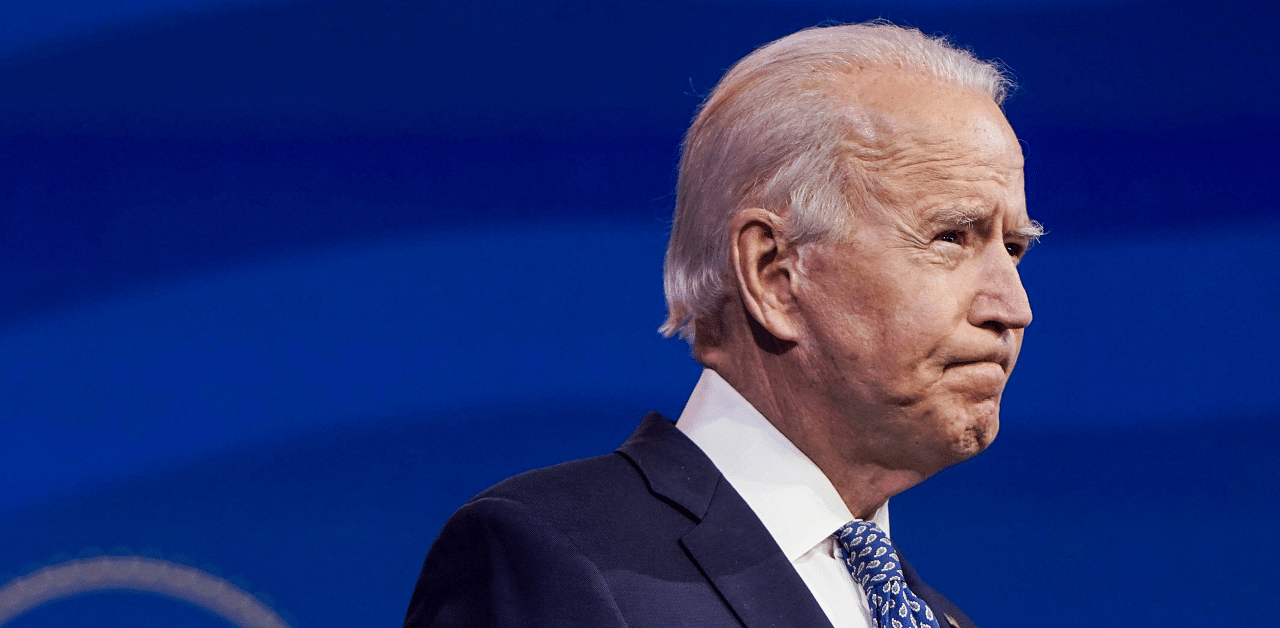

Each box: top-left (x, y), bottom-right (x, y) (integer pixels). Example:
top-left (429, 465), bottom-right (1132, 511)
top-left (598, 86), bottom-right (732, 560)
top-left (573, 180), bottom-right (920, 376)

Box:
top-left (790, 74), bottom-right (1035, 476)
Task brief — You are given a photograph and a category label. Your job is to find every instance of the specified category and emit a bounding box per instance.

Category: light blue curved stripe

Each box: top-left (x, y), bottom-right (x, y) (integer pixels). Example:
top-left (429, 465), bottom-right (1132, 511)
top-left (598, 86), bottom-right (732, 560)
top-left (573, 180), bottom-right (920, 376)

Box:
top-left (1, 221), bottom-right (1276, 517)
top-left (0, 221), bottom-right (696, 515)
top-left (0, 0), bottom-right (292, 59)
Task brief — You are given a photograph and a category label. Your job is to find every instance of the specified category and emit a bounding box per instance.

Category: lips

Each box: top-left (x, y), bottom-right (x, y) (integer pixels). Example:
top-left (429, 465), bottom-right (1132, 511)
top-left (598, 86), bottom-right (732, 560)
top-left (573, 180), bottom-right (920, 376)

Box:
top-left (945, 360), bottom-right (1006, 373)
top-left (943, 349), bottom-right (1012, 372)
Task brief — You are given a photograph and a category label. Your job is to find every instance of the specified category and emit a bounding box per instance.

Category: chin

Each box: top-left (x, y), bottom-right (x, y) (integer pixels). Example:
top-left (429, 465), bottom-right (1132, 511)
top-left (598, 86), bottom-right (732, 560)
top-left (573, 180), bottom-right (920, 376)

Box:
top-left (946, 404), bottom-right (1000, 461)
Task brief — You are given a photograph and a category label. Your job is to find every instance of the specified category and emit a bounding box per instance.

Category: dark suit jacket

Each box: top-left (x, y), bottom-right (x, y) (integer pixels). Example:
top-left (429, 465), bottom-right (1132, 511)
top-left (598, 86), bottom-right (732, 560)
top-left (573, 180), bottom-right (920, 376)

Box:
top-left (404, 413), bottom-right (978, 628)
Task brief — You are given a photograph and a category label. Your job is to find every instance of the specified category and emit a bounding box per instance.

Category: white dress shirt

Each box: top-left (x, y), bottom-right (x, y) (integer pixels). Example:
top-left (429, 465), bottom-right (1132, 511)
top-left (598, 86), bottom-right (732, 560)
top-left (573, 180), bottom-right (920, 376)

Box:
top-left (676, 368), bottom-right (889, 628)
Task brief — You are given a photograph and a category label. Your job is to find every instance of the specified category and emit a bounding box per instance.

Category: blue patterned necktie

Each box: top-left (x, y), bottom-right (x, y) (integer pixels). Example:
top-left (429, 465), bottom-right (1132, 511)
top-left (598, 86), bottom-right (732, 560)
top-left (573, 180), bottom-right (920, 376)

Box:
top-left (836, 521), bottom-right (941, 628)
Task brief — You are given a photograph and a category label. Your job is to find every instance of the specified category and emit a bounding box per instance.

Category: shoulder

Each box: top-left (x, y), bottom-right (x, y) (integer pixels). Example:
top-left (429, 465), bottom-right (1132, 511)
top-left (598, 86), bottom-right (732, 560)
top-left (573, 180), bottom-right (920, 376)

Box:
top-left (462, 448), bottom-right (696, 550)
top-left (404, 446), bottom-right (708, 627)
top-left (464, 413), bottom-right (710, 538)
top-left (482, 451), bottom-right (640, 499)
top-left (405, 485), bottom-right (630, 627)
top-left (476, 453), bottom-right (644, 513)
top-left (416, 421), bottom-right (713, 580)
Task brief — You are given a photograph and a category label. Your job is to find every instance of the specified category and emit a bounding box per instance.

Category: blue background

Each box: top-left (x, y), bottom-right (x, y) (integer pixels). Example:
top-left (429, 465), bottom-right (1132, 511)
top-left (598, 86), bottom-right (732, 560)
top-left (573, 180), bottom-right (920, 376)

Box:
top-left (1, 0), bottom-right (1277, 626)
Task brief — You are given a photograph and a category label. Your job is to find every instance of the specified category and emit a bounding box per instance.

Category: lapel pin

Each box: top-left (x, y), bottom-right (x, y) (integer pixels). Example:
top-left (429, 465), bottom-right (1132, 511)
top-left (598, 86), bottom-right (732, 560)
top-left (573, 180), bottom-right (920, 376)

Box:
top-left (944, 613), bottom-right (961, 628)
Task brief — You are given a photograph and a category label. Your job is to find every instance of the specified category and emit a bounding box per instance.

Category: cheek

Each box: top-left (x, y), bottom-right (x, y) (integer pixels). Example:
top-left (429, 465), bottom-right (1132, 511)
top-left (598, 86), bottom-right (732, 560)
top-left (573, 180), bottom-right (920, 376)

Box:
top-left (917, 272), bottom-right (971, 321)
top-left (872, 296), bottom-right (973, 405)
top-left (883, 289), bottom-right (963, 357)
top-left (798, 259), bottom-right (965, 386)
top-left (831, 284), bottom-right (957, 395)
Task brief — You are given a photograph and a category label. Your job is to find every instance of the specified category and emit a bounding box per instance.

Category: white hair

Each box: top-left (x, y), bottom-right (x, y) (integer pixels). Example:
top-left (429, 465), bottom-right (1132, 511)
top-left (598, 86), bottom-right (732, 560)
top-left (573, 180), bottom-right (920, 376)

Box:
top-left (660, 21), bottom-right (1014, 342)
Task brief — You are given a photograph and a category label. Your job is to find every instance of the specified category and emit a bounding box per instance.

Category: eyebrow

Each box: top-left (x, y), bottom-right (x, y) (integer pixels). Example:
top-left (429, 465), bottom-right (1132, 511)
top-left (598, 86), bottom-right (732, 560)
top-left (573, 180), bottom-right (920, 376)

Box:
top-left (928, 207), bottom-right (983, 228)
top-left (926, 208), bottom-right (1045, 243)
top-left (1011, 220), bottom-right (1045, 243)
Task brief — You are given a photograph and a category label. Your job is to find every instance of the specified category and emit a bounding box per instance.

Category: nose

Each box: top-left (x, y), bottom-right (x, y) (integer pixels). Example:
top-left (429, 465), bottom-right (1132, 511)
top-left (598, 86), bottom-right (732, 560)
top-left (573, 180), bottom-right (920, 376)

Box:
top-left (969, 243), bottom-right (1033, 333)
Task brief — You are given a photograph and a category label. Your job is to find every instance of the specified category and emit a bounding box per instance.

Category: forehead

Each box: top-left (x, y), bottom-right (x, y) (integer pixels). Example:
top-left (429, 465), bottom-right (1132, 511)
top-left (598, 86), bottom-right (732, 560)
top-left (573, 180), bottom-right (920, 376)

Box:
top-left (840, 72), bottom-right (1026, 218)
top-left (848, 71), bottom-right (1022, 164)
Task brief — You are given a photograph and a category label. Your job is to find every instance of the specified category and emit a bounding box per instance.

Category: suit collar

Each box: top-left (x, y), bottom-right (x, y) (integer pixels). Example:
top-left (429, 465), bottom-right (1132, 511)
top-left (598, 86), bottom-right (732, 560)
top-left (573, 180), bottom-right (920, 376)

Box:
top-left (617, 413), bottom-right (835, 628)
top-left (616, 412), bottom-right (721, 520)
top-left (675, 368), bottom-right (882, 560)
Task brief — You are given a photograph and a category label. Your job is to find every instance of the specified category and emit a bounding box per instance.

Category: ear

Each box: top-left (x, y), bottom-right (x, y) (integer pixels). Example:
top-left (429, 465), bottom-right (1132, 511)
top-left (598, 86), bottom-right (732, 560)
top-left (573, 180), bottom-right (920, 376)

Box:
top-left (730, 207), bottom-right (802, 342)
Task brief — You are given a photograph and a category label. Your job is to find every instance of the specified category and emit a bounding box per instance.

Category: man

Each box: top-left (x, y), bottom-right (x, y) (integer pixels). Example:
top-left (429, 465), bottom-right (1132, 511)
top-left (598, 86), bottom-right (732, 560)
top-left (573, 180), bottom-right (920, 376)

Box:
top-left (405, 21), bottom-right (1039, 628)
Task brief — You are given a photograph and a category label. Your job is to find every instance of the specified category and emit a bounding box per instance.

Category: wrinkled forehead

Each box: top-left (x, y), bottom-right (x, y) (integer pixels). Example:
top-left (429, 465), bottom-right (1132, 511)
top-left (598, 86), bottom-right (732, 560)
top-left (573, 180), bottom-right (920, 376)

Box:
top-left (830, 72), bottom-right (1027, 223)
top-left (837, 71), bottom-right (1024, 171)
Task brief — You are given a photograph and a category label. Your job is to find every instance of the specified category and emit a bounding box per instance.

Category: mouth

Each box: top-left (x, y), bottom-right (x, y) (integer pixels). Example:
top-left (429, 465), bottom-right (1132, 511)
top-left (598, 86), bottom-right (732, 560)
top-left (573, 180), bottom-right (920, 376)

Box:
top-left (944, 360), bottom-right (1002, 372)
top-left (943, 353), bottom-right (1012, 373)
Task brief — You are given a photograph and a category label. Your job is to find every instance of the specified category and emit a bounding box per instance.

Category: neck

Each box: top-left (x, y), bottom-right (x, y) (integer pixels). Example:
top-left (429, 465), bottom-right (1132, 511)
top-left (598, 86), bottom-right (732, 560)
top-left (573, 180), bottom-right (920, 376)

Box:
top-left (695, 306), bottom-right (927, 521)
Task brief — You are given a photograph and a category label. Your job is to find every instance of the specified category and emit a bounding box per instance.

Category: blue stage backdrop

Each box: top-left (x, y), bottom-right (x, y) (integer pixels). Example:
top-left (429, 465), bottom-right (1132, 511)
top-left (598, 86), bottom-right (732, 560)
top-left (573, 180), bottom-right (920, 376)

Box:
top-left (1, 1), bottom-right (1277, 626)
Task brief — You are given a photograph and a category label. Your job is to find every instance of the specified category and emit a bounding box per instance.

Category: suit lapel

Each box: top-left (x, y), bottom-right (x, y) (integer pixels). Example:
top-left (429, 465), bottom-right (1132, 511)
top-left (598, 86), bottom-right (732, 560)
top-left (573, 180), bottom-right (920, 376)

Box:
top-left (618, 413), bottom-right (834, 628)
top-left (616, 412), bottom-right (721, 520)
top-left (680, 477), bottom-right (835, 628)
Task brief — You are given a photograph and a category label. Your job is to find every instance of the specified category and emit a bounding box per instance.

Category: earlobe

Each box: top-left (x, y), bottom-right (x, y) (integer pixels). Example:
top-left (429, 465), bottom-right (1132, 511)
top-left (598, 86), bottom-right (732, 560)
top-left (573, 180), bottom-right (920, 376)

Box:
top-left (731, 208), bottom-right (802, 343)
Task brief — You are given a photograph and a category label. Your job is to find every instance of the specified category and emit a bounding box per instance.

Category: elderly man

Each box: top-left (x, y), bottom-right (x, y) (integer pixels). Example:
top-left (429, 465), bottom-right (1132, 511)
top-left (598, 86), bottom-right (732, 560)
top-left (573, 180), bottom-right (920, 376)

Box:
top-left (405, 21), bottom-right (1038, 628)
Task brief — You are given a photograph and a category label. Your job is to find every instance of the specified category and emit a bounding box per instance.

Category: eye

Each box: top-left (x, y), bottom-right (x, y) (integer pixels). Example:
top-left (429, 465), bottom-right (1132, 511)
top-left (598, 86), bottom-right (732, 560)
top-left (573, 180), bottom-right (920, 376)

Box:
top-left (935, 230), bottom-right (962, 244)
top-left (1005, 241), bottom-right (1025, 258)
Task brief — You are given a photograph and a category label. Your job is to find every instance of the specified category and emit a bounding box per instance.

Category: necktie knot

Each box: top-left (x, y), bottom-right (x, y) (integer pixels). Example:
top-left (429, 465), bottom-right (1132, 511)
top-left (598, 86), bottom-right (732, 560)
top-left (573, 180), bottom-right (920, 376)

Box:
top-left (835, 520), bottom-right (940, 628)
top-left (835, 521), bottom-right (903, 589)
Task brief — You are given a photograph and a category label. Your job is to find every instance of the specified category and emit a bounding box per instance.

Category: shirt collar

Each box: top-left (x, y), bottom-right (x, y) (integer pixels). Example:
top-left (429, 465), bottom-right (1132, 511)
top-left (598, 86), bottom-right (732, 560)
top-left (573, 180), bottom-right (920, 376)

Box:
top-left (676, 368), bottom-right (889, 562)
